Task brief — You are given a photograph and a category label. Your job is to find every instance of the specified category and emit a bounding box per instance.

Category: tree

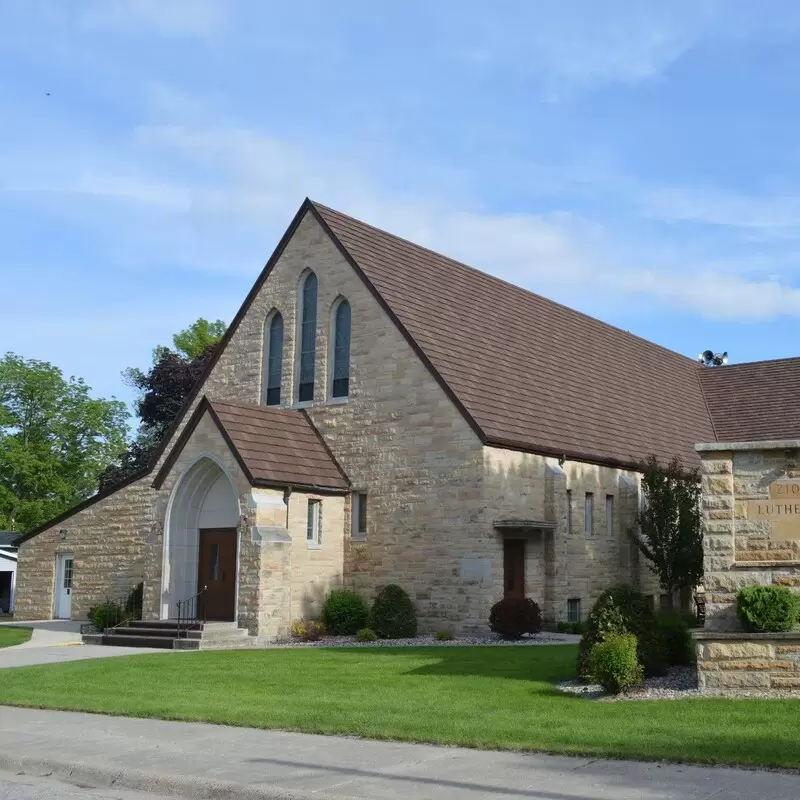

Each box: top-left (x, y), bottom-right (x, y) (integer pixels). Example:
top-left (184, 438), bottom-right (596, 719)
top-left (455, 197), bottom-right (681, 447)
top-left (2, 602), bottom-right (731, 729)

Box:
top-left (0, 353), bottom-right (128, 532)
top-left (629, 454), bottom-right (703, 595)
top-left (98, 319), bottom-right (227, 491)
top-left (172, 318), bottom-right (227, 361)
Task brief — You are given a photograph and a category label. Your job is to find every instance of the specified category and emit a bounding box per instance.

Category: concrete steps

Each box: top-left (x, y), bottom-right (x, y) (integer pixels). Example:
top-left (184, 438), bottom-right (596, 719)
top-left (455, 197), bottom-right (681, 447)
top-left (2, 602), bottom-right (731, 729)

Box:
top-left (82, 619), bottom-right (257, 651)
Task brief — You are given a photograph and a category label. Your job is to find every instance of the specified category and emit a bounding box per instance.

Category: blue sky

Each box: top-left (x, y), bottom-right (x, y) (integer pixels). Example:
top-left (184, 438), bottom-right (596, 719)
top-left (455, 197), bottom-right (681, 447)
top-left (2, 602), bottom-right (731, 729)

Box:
top-left (3, 1), bottom-right (800, 419)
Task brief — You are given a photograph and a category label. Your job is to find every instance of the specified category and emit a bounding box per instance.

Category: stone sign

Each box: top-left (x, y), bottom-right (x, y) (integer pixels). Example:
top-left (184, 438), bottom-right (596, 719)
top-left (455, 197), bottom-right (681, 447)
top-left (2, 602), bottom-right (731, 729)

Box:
top-left (746, 479), bottom-right (800, 540)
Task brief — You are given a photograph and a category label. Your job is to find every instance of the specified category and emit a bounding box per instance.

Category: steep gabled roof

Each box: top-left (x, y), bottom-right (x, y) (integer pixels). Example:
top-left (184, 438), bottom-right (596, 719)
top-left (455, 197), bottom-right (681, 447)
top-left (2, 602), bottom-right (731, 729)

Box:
top-left (153, 397), bottom-right (350, 493)
top-left (699, 357), bottom-right (800, 443)
top-left (311, 202), bottom-right (717, 467)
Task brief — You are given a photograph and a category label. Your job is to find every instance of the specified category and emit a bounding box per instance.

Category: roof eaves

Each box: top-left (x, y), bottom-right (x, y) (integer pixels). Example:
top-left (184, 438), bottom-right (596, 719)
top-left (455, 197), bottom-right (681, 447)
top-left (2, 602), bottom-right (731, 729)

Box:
top-left (483, 435), bottom-right (645, 473)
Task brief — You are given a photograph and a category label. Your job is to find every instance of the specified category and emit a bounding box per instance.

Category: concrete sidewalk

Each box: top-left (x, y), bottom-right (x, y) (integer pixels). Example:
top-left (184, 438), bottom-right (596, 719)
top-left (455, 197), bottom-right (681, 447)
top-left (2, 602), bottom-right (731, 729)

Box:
top-left (1, 707), bottom-right (798, 799)
top-left (0, 621), bottom-right (166, 667)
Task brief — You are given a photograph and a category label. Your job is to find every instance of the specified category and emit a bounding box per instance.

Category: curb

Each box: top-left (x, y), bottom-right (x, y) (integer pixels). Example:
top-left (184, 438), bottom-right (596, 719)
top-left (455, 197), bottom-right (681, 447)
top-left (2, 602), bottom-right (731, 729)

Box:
top-left (0, 753), bottom-right (337, 800)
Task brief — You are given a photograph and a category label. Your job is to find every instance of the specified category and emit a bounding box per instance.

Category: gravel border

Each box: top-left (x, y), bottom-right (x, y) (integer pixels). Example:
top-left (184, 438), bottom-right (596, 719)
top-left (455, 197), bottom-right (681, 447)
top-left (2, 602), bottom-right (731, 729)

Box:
top-left (558, 666), bottom-right (800, 701)
top-left (266, 632), bottom-right (581, 648)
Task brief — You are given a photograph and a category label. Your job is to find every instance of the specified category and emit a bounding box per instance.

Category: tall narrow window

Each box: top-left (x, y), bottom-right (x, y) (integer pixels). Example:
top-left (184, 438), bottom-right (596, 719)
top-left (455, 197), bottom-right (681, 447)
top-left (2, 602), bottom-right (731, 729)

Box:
top-left (567, 598), bottom-right (581, 623)
top-left (262, 312), bottom-right (283, 406)
top-left (566, 489), bottom-right (573, 536)
top-left (606, 494), bottom-right (614, 537)
top-left (331, 299), bottom-right (351, 398)
top-left (584, 492), bottom-right (594, 536)
top-left (298, 272), bottom-right (318, 403)
top-left (307, 499), bottom-right (321, 547)
top-left (351, 492), bottom-right (367, 540)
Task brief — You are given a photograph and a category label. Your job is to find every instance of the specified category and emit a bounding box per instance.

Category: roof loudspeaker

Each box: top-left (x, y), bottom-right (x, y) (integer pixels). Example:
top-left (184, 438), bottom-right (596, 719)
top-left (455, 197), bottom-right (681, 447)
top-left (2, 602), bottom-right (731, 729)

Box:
top-left (697, 350), bottom-right (728, 367)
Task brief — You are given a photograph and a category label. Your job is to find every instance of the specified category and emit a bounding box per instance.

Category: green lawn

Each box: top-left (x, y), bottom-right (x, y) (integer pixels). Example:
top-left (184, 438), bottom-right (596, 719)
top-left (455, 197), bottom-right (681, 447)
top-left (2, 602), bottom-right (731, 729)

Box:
top-left (0, 627), bottom-right (31, 648)
top-left (0, 645), bottom-right (798, 768)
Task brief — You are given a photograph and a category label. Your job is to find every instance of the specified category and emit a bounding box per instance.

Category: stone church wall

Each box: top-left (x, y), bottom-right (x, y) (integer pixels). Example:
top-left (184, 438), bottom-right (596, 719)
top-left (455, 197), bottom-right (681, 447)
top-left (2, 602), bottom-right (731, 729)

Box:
top-left (14, 209), bottom-right (657, 633)
top-left (14, 476), bottom-right (156, 621)
top-left (695, 440), bottom-right (800, 692)
top-left (481, 447), bottom-right (657, 626)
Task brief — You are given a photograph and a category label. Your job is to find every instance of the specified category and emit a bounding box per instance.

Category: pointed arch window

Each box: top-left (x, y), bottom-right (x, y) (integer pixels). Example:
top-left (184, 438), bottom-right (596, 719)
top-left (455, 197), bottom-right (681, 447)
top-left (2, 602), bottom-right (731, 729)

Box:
top-left (262, 312), bottom-right (283, 406)
top-left (298, 272), bottom-right (318, 402)
top-left (331, 299), bottom-right (351, 398)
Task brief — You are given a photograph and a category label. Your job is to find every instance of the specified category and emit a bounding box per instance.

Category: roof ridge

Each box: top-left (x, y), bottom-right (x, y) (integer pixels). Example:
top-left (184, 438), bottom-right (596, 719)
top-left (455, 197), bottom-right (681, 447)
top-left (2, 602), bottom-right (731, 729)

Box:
top-left (310, 200), bottom-right (701, 368)
top-left (700, 355), bottom-right (800, 371)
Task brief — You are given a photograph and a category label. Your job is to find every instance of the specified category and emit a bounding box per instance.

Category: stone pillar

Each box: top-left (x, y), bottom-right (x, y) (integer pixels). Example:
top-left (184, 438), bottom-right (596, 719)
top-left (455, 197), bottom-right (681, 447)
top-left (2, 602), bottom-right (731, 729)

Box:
top-left (240, 488), bottom-right (292, 637)
top-left (698, 448), bottom-right (737, 630)
top-left (695, 440), bottom-right (800, 694)
top-left (544, 462), bottom-right (568, 624)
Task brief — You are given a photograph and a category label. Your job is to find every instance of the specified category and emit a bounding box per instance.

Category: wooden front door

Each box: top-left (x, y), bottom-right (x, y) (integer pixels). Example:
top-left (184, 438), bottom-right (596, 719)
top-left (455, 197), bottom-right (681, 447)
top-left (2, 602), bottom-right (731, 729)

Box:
top-left (503, 539), bottom-right (526, 598)
top-left (197, 528), bottom-right (237, 621)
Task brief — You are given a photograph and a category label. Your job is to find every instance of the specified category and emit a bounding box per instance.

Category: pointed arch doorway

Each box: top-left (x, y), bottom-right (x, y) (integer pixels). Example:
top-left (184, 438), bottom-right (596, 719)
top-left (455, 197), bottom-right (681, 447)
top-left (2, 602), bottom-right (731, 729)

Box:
top-left (162, 456), bottom-right (240, 621)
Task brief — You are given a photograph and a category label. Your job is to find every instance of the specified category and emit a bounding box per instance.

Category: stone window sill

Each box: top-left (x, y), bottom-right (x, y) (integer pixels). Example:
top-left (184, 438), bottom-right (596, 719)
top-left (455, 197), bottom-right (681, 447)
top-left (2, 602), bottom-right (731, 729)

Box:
top-left (350, 534), bottom-right (367, 543)
top-left (307, 542), bottom-right (322, 550)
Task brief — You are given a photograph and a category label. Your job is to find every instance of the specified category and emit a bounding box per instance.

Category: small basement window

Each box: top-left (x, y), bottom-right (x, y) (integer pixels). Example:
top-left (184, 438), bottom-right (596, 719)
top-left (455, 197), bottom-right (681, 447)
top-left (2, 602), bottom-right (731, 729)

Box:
top-left (567, 598), bottom-right (581, 623)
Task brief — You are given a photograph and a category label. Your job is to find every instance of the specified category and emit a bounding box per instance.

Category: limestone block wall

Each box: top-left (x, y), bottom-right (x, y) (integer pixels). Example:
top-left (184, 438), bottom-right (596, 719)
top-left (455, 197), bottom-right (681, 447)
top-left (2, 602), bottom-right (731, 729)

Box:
top-left (14, 476), bottom-right (156, 620)
top-left (285, 490), bottom-right (345, 627)
top-left (698, 441), bottom-right (800, 631)
top-left (193, 210), bottom-right (487, 632)
top-left (482, 447), bottom-right (655, 624)
top-left (695, 631), bottom-right (800, 690)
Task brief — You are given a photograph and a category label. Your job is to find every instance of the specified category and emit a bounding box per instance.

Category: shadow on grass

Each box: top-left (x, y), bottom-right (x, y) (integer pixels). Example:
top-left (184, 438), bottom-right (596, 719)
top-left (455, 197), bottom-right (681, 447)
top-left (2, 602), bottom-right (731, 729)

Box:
top-left (318, 644), bottom-right (579, 684)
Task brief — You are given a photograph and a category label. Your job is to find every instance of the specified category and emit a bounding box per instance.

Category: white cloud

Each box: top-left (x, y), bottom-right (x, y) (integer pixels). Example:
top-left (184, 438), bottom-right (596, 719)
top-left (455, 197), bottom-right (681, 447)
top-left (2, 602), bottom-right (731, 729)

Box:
top-left (5, 99), bottom-right (800, 323)
top-left (79, 0), bottom-right (224, 38)
top-left (443, 1), bottom-right (716, 88)
top-left (644, 186), bottom-right (800, 230)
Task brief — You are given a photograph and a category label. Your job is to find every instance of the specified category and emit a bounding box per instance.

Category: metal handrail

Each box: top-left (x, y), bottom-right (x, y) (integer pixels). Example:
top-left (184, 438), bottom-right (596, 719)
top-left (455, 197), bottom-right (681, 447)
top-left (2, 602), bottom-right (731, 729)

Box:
top-left (176, 585), bottom-right (207, 637)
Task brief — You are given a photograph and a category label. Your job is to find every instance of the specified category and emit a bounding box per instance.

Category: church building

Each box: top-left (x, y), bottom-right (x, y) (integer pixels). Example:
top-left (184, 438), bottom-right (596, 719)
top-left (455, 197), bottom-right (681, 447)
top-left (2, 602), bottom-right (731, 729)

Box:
top-left (13, 199), bottom-right (800, 636)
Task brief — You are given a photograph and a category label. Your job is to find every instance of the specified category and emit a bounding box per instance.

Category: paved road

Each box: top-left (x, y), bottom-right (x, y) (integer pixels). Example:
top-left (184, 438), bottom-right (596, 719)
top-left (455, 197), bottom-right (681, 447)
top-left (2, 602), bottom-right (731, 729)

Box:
top-left (0, 769), bottom-right (176, 800)
top-left (0, 621), bottom-right (166, 668)
top-left (2, 706), bottom-right (800, 799)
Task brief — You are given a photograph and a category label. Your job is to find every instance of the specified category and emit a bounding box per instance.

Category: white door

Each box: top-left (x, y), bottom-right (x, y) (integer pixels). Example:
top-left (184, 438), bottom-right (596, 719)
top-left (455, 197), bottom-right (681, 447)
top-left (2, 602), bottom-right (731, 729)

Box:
top-left (54, 554), bottom-right (74, 619)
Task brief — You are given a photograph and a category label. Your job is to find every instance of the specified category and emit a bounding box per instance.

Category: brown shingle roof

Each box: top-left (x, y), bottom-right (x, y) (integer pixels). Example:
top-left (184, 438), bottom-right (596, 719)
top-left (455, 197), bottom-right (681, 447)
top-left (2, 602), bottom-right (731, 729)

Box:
top-left (153, 398), bottom-right (350, 492)
top-left (699, 358), bottom-right (800, 443)
top-left (312, 202), bottom-right (717, 467)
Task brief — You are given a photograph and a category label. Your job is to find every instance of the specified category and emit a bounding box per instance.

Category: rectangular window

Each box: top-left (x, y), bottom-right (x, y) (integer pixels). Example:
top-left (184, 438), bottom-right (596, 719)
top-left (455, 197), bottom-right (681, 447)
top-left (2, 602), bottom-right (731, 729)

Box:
top-left (660, 593), bottom-right (674, 612)
top-left (209, 543), bottom-right (220, 581)
top-left (584, 492), bottom-right (593, 535)
top-left (63, 558), bottom-right (74, 590)
top-left (351, 493), bottom-right (367, 540)
top-left (307, 500), bottom-right (321, 547)
top-left (606, 494), bottom-right (614, 537)
top-left (567, 598), bottom-right (581, 623)
top-left (566, 490), bottom-right (573, 535)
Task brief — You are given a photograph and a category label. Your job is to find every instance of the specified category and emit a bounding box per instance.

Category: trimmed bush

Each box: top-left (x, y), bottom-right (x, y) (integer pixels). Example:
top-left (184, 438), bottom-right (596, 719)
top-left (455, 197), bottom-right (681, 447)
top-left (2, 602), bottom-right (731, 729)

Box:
top-left (579, 585), bottom-right (668, 677)
top-left (356, 627), bottom-right (378, 642)
top-left (435, 631), bottom-right (454, 641)
top-left (737, 586), bottom-right (800, 633)
top-left (321, 589), bottom-right (369, 635)
top-left (368, 585), bottom-right (418, 639)
top-left (124, 582), bottom-right (144, 618)
top-left (290, 620), bottom-right (325, 642)
top-left (657, 613), bottom-right (695, 666)
top-left (88, 600), bottom-right (125, 631)
top-left (489, 597), bottom-right (543, 640)
top-left (588, 633), bottom-right (643, 694)
top-left (556, 621), bottom-right (585, 635)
